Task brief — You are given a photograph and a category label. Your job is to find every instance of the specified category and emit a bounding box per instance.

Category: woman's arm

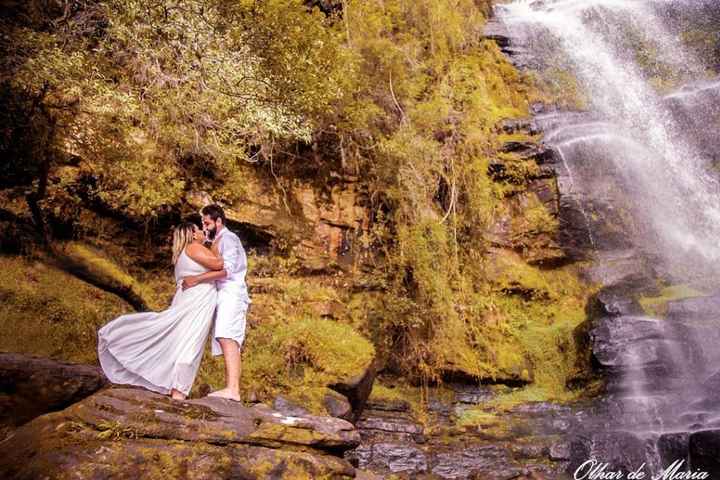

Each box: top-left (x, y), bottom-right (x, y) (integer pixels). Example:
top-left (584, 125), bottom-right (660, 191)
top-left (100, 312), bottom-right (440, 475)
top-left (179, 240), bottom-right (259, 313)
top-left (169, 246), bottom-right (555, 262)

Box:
top-left (182, 268), bottom-right (227, 290)
top-left (185, 243), bottom-right (224, 271)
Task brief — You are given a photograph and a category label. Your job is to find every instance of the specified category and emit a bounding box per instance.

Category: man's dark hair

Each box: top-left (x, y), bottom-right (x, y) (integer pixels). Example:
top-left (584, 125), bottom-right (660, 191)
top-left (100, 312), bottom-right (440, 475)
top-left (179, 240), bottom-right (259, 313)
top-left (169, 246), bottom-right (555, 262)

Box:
top-left (201, 204), bottom-right (226, 224)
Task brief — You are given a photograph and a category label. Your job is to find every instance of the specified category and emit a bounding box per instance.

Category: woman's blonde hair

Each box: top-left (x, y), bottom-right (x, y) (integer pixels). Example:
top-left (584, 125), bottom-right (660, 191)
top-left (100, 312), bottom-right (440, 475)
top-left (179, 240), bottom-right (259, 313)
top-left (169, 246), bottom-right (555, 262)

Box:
top-left (172, 222), bottom-right (197, 264)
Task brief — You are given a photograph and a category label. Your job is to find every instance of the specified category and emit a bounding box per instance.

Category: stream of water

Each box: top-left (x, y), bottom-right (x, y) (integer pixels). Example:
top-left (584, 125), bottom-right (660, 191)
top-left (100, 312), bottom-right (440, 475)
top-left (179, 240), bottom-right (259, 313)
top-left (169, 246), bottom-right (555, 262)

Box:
top-left (497, 0), bottom-right (720, 475)
top-left (502, 0), bottom-right (720, 271)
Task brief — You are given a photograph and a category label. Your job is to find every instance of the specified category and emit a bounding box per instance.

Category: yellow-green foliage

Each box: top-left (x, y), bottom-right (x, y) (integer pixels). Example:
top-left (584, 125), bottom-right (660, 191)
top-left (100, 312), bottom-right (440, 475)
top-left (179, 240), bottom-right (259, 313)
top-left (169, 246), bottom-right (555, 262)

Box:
top-left (0, 255), bottom-right (131, 363)
top-left (2, 0), bottom-right (597, 409)
top-left (196, 315), bottom-right (375, 402)
top-left (531, 66), bottom-right (589, 110)
top-left (487, 252), bottom-right (595, 388)
top-left (448, 255), bottom-right (597, 420)
top-left (321, 0), bottom-right (594, 401)
top-left (3, 0), bottom-right (352, 221)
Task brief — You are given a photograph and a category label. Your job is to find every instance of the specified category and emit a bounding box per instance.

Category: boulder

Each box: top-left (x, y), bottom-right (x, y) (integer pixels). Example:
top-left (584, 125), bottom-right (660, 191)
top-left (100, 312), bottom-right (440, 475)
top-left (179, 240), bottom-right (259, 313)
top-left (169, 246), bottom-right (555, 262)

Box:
top-left (0, 386), bottom-right (359, 479)
top-left (567, 431), bottom-right (650, 477)
top-left (0, 352), bottom-right (108, 428)
top-left (589, 316), bottom-right (693, 372)
top-left (272, 395), bottom-right (310, 417)
top-left (499, 118), bottom-right (540, 136)
top-left (322, 389), bottom-right (353, 420)
top-left (689, 429), bottom-right (720, 477)
top-left (274, 389), bottom-right (353, 422)
top-left (500, 141), bottom-right (556, 164)
top-left (657, 432), bottom-right (689, 469)
top-left (329, 358), bottom-right (378, 423)
top-left (581, 250), bottom-right (656, 290)
top-left (593, 290), bottom-right (644, 317)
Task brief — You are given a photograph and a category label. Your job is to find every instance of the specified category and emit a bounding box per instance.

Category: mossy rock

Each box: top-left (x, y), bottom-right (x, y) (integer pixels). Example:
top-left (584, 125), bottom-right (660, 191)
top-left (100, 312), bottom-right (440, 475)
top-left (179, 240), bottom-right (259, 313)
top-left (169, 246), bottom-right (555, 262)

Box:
top-left (277, 387), bottom-right (353, 421)
top-left (0, 386), bottom-right (358, 479)
top-left (0, 352), bottom-right (108, 431)
top-left (639, 284), bottom-right (705, 318)
top-left (57, 242), bottom-right (154, 311)
top-left (0, 255), bottom-right (131, 364)
top-left (197, 315), bottom-right (377, 420)
top-left (2, 421), bottom-right (355, 480)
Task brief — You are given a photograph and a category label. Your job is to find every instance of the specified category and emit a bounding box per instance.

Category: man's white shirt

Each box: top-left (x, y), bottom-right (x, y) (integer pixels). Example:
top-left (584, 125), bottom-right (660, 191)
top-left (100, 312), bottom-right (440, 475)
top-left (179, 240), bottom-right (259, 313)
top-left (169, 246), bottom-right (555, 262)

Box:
top-left (213, 227), bottom-right (250, 304)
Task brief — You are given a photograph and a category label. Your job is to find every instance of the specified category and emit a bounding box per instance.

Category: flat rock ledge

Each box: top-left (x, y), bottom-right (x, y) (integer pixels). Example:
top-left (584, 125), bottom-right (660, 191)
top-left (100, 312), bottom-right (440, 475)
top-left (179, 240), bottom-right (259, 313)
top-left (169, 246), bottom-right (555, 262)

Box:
top-left (0, 386), bottom-right (360, 479)
top-left (0, 352), bottom-right (109, 429)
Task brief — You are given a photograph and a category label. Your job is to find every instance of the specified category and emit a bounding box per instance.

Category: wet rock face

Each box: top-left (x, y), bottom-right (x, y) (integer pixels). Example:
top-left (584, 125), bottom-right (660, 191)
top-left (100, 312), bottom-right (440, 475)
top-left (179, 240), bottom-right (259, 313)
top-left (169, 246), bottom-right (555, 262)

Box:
top-left (573, 293), bottom-right (720, 475)
top-left (567, 431), bottom-right (652, 477)
top-left (0, 386), bottom-right (359, 479)
top-left (689, 430), bottom-right (720, 477)
top-left (484, 19), bottom-right (537, 69)
top-left (663, 81), bottom-right (720, 167)
top-left (0, 353), bottom-right (108, 432)
top-left (666, 295), bottom-right (720, 321)
top-left (347, 388), bottom-right (585, 479)
top-left (485, 121), bottom-right (569, 267)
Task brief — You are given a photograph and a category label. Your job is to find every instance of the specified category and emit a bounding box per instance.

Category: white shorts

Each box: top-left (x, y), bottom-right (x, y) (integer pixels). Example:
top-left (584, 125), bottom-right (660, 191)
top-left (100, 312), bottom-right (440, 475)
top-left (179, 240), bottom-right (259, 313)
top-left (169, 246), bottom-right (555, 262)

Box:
top-left (211, 288), bottom-right (249, 356)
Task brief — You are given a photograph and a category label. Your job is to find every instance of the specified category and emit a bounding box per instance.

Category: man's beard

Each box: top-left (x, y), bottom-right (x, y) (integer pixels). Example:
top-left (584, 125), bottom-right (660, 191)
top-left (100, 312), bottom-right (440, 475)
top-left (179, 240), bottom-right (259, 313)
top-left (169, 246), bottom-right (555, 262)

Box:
top-left (206, 225), bottom-right (217, 241)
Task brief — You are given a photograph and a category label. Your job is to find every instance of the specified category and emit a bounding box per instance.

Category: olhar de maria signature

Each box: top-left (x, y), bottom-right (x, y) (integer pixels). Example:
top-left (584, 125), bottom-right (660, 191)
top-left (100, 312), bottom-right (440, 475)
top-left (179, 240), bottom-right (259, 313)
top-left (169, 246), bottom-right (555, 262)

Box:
top-left (575, 459), bottom-right (710, 480)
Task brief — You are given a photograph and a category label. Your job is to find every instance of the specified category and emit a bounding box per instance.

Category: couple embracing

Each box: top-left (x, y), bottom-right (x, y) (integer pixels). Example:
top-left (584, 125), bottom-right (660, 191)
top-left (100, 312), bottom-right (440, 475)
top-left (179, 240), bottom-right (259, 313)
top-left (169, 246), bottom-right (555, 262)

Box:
top-left (97, 205), bottom-right (250, 401)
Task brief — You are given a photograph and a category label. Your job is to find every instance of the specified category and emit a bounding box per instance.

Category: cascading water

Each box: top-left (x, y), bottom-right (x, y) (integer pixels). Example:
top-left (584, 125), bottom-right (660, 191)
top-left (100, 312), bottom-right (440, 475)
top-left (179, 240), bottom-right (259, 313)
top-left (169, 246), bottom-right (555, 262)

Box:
top-left (494, 0), bottom-right (720, 476)
top-left (502, 0), bottom-right (720, 271)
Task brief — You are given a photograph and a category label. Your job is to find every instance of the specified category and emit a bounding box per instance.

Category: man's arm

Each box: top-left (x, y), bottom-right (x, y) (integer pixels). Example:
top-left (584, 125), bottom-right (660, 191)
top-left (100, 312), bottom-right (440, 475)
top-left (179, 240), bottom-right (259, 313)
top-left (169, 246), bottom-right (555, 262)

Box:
top-left (182, 269), bottom-right (227, 290)
top-left (222, 234), bottom-right (243, 274)
top-left (182, 235), bottom-right (233, 290)
top-left (183, 233), bottom-right (246, 290)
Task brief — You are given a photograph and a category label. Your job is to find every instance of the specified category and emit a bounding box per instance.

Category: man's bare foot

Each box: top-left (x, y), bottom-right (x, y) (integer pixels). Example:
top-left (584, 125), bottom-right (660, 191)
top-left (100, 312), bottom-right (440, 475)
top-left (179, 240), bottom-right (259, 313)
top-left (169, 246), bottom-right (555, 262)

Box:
top-left (170, 389), bottom-right (187, 401)
top-left (207, 387), bottom-right (241, 402)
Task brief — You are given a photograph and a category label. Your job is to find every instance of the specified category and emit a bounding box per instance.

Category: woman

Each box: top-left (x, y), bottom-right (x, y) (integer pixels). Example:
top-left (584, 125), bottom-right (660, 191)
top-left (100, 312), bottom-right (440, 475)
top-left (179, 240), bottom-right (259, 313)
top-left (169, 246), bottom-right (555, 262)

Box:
top-left (97, 222), bottom-right (223, 400)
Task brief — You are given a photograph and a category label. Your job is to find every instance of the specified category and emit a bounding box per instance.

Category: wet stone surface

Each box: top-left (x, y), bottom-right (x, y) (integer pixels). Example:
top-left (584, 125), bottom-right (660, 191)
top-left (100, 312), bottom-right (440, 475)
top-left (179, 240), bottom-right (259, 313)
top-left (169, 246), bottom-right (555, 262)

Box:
top-left (346, 385), bottom-right (592, 479)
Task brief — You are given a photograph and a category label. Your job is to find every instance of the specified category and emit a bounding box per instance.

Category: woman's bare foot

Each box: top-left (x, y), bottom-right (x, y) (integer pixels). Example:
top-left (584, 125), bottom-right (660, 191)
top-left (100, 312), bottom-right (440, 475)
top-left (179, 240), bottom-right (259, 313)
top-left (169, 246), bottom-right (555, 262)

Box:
top-left (207, 387), bottom-right (241, 402)
top-left (170, 389), bottom-right (187, 401)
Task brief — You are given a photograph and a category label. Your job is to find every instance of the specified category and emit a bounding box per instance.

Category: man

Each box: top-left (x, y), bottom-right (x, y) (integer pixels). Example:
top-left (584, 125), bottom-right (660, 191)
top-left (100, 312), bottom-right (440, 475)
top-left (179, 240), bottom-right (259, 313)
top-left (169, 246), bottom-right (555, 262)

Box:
top-left (182, 204), bottom-right (250, 401)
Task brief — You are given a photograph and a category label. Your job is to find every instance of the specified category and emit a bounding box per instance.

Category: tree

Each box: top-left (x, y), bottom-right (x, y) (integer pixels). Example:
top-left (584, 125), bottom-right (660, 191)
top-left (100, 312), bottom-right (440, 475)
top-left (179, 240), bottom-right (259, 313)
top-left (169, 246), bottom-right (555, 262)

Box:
top-left (1, 0), bottom-right (351, 229)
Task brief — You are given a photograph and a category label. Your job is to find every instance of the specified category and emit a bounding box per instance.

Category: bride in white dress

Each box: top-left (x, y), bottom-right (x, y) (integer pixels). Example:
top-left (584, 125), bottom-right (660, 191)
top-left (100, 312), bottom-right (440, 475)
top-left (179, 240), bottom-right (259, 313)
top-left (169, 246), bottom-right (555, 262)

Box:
top-left (97, 222), bottom-right (223, 400)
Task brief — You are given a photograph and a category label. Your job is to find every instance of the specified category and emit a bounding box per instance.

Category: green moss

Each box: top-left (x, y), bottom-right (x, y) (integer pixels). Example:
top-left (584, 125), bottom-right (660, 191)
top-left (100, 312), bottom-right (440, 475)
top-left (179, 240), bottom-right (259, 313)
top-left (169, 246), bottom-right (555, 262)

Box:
top-left (196, 314), bottom-right (374, 402)
top-left (639, 284), bottom-right (705, 318)
top-left (0, 255), bottom-right (131, 363)
top-left (456, 409), bottom-right (496, 427)
top-left (456, 408), bottom-right (516, 440)
top-left (532, 66), bottom-right (589, 110)
top-left (494, 254), bottom-right (547, 294)
top-left (368, 381), bottom-right (431, 424)
top-left (62, 241), bottom-right (156, 309)
top-left (495, 152), bottom-right (543, 185)
top-left (477, 252), bottom-right (598, 405)
top-left (96, 420), bottom-right (138, 440)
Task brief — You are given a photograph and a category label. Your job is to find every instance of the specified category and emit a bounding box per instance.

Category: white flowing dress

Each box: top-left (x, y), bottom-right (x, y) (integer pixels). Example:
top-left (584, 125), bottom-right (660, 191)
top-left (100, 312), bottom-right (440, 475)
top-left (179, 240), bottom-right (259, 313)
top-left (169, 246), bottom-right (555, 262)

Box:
top-left (97, 248), bottom-right (218, 396)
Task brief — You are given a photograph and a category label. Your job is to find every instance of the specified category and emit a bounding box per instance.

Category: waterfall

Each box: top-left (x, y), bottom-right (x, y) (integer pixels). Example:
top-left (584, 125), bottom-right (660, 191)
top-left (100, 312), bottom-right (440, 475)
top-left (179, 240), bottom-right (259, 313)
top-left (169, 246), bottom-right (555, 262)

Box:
top-left (501, 0), bottom-right (720, 275)
top-left (495, 0), bottom-right (720, 475)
